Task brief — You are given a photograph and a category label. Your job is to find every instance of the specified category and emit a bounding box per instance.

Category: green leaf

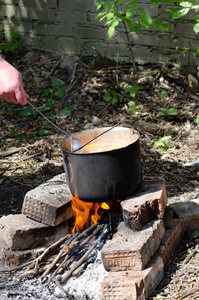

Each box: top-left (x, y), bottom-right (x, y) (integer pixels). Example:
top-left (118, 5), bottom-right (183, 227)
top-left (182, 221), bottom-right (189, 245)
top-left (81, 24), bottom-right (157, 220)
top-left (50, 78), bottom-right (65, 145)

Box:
top-left (9, 30), bottom-right (20, 39)
top-left (154, 20), bottom-right (170, 30)
top-left (51, 77), bottom-right (61, 87)
top-left (21, 108), bottom-right (37, 117)
top-left (43, 89), bottom-right (51, 96)
top-left (108, 25), bottom-right (116, 37)
top-left (38, 129), bottom-right (49, 136)
top-left (180, 1), bottom-right (195, 8)
top-left (170, 8), bottom-right (190, 19)
top-left (158, 110), bottom-right (166, 116)
top-left (115, 0), bottom-right (124, 5)
top-left (151, 0), bottom-right (163, 7)
top-left (111, 90), bottom-right (117, 97)
top-left (126, 8), bottom-right (137, 18)
top-left (166, 108), bottom-right (178, 115)
top-left (196, 115), bottom-right (199, 123)
top-left (128, 100), bottom-right (136, 107)
top-left (139, 10), bottom-right (152, 28)
top-left (111, 97), bottom-right (118, 104)
top-left (159, 135), bottom-right (171, 142)
top-left (103, 94), bottom-right (112, 102)
top-left (55, 86), bottom-right (66, 98)
top-left (62, 107), bottom-right (73, 117)
top-left (129, 107), bottom-right (137, 114)
top-left (193, 23), bottom-right (199, 34)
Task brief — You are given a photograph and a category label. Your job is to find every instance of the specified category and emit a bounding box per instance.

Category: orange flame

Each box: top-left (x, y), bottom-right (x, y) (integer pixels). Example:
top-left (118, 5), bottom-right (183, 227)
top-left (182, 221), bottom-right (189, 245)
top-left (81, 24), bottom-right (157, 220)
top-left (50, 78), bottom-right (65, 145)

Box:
top-left (67, 157), bottom-right (109, 234)
top-left (71, 197), bottom-right (109, 234)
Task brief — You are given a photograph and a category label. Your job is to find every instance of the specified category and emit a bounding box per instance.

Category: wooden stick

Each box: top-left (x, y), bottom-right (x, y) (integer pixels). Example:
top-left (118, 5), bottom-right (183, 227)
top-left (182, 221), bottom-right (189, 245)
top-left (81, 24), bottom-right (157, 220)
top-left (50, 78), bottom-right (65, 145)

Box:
top-left (80, 224), bottom-right (104, 246)
top-left (37, 234), bottom-right (71, 262)
top-left (60, 242), bottom-right (96, 284)
top-left (60, 224), bottom-right (106, 284)
top-left (40, 245), bottom-right (65, 281)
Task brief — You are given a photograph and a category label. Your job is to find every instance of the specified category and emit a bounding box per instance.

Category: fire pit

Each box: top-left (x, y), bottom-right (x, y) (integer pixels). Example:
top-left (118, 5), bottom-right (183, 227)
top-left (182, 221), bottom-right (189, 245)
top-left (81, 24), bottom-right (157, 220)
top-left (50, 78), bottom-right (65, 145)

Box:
top-left (61, 126), bottom-right (142, 202)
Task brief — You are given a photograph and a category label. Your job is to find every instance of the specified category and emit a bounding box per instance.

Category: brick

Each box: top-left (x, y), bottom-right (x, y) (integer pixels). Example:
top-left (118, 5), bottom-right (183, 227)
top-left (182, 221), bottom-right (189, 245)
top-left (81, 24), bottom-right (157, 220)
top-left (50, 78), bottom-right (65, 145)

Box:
top-left (170, 199), bottom-right (199, 232)
top-left (101, 255), bottom-right (164, 300)
top-left (163, 206), bottom-right (173, 228)
top-left (132, 33), bottom-right (159, 47)
top-left (18, 0), bottom-right (57, 8)
top-left (133, 46), bottom-right (151, 62)
top-left (5, 247), bottom-right (44, 267)
top-left (75, 26), bottom-right (110, 41)
top-left (34, 23), bottom-right (72, 36)
top-left (43, 36), bottom-right (79, 55)
top-left (84, 42), bottom-right (105, 55)
top-left (176, 22), bottom-right (195, 36)
top-left (107, 43), bottom-right (128, 57)
top-left (56, 11), bottom-right (87, 24)
top-left (22, 174), bottom-right (74, 226)
top-left (2, 0), bottom-right (18, 3)
top-left (16, 7), bottom-right (54, 21)
top-left (158, 219), bottom-right (183, 265)
top-left (121, 183), bottom-right (167, 231)
top-left (59, 0), bottom-right (96, 12)
top-left (0, 4), bottom-right (16, 17)
top-left (2, 19), bottom-right (32, 32)
top-left (0, 214), bottom-right (69, 251)
top-left (101, 220), bottom-right (165, 272)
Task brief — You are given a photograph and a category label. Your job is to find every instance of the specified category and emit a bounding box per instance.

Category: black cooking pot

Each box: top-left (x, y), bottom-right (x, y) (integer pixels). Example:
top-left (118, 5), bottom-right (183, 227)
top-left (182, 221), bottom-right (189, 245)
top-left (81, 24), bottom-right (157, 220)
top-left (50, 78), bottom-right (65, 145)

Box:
top-left (61, 126), bottom-right (142, 203)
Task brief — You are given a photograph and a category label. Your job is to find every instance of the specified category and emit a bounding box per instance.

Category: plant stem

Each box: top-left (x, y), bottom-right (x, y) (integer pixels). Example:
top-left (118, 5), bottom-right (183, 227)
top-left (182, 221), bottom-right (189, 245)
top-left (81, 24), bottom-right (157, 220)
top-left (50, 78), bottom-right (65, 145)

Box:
top-left (123, 21), bottom-right (137, 73)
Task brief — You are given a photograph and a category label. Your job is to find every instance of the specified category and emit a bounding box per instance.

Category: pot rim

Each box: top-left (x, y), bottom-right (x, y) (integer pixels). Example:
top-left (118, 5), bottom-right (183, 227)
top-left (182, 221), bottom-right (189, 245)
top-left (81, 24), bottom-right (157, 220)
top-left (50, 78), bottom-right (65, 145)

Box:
top-left (61, 126), bottom-right (140, 155)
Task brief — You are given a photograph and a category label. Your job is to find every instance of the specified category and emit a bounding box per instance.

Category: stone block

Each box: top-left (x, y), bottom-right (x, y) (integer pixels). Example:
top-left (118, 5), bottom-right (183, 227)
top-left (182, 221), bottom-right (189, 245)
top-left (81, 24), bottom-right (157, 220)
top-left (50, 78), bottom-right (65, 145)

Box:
top-left (121, 183), bottom-right (167, 231)
top-left (22, 174), bottom-right (74, 226)
top-left (101, 220), bottom-right (165, 272)
top-left (158, 219), bottom-right (183, 265)
top-left (170, 199), bottom-right (199, 232)
top-left (101, 255), bottom-right (164, 300)
top-left (0, 214), bottom-right (69, 251)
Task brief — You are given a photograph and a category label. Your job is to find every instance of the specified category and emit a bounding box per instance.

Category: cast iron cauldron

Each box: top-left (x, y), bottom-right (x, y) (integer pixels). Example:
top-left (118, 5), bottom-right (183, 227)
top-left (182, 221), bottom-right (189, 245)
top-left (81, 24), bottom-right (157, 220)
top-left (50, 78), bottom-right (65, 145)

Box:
top-left (61, 126), bottom-right (142, 203)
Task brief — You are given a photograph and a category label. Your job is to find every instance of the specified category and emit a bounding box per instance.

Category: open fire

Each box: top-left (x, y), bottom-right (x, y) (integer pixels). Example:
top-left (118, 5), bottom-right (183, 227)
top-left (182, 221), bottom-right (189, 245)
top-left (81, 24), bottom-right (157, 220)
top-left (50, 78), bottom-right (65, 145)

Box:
top-left (71, 196), bottom-right (110, 234)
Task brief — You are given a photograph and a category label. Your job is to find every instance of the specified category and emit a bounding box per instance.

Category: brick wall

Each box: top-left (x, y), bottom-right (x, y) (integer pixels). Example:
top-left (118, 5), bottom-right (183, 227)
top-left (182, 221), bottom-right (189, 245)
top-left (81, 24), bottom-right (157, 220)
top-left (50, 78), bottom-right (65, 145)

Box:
top-left (0, 0), bottom-right (198, 69)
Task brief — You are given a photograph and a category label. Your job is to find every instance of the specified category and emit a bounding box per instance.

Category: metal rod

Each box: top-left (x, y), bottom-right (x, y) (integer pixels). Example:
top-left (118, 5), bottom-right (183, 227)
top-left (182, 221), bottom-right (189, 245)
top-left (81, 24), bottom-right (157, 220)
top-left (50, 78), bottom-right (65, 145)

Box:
top-left (27, 99), bottom-right (73, 138)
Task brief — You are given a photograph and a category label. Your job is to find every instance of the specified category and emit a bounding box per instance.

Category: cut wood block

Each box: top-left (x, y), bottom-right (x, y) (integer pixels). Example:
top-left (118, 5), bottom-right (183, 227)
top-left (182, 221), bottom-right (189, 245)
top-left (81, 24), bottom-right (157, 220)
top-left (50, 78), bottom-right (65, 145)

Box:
top-left (101, 219), bottom-right (165, 272)
top-left (121, 183), bottom-right (167, 231)
top-left (22, 173), bottom-right (74, 226)
top-left (0, 214), bottom-right (69, 251)
top-left (101, 254), bottom-right (164, 300)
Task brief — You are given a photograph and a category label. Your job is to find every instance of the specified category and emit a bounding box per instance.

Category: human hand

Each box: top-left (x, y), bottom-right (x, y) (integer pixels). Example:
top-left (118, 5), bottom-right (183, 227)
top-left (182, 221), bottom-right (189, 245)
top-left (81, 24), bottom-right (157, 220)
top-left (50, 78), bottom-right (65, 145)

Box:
top-left (0, 58), bottom-right (27, 105)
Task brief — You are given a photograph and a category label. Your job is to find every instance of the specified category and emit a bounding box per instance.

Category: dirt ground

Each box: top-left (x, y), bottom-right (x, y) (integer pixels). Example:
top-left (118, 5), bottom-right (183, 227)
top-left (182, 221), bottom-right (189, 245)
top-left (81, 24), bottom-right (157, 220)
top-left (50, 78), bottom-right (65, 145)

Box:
top-left (0, 50), bottom-right (199, 298)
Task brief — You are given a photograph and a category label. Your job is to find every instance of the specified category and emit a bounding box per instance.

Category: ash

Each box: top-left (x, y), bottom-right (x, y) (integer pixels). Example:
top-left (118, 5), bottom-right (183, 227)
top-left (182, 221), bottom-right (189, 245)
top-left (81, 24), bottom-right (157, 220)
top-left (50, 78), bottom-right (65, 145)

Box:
top-left (0, 246), bottom-right (108, 300)
top-left (0, 250), bottom-right (107, 300)
top-left (60, 250), bottom-right (108, 299)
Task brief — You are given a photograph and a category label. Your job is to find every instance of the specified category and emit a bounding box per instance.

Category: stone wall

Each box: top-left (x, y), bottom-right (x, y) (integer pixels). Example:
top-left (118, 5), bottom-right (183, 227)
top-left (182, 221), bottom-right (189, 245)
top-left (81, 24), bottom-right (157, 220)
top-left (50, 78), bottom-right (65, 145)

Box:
top-left (0, 0), bottom-right (199, 69)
